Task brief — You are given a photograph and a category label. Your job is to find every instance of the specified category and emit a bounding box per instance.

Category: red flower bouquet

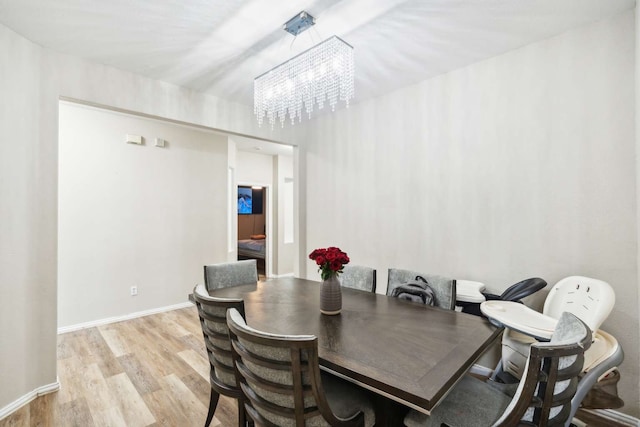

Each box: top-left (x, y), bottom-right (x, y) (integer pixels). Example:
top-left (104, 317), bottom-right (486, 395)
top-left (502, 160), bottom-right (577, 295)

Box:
top-left (309, 247), bottom-right (350, 281)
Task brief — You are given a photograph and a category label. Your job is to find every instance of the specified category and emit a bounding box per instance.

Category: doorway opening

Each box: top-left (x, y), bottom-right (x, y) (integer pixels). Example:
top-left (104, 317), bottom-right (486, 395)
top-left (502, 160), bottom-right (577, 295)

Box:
top-left (237, 184), bottom-right (267, 279)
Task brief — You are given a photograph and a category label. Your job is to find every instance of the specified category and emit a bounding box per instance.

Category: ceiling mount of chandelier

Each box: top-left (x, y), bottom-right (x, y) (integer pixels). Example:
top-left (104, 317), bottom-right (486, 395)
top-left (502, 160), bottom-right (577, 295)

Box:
top-left (254, 11), bottom-right (355, 128)
top-left (283, 11), bottom-right (315, 36)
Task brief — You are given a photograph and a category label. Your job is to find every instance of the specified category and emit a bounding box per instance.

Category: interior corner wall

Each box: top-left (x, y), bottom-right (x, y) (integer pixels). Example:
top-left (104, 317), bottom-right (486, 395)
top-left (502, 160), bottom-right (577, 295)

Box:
top-left (58, 103), bottom-right (229, 327)
top-left (0, 21), bottom-right (294, 415)
top-left (300, 11), bottom-right (639, 417)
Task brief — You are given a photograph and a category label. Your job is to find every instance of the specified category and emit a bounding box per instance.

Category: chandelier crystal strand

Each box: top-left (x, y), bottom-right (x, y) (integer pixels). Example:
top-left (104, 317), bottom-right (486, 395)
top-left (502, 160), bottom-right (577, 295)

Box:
top-left (254, 36), bottom-right (354, 128)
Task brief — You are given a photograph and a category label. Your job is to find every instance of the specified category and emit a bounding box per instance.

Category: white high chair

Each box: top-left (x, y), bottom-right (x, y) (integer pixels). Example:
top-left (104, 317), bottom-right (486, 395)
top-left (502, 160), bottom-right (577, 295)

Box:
top-left (481, 276), bottom-right (624, 424)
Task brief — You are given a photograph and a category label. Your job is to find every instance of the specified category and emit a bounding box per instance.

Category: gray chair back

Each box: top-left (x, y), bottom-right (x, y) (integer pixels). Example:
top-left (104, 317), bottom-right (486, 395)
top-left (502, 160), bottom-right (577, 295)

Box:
top-left (404, 312), bottom-right (592, 427)
top-left (387, 268), bottom-right (456, 310)
top-left (494, 312), bottom-right (592, 426)
top-left (193, 284), bottom-right (246, 426)
top-left (340, 265), bottom-right (377, 293)
top-left (226, 308), bottom-right (366, 427)
top-left (204, 259), bottom-right (258, 291)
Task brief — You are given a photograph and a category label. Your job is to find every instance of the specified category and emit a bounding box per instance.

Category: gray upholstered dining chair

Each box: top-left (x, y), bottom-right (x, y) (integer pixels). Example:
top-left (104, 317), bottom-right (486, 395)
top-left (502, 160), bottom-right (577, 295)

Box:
top-left (340, 265), bottom-right (377, 293)
top-left (193, 284), bottom-right (248, 427)
top-left (387, 268), bottom-right (457, 310)
top-left (226, 308), bottom-right (376, 427)
top-left (204, 259), bottom-right (258, 291)
top-left (404, 312), bottom-right (592, 427)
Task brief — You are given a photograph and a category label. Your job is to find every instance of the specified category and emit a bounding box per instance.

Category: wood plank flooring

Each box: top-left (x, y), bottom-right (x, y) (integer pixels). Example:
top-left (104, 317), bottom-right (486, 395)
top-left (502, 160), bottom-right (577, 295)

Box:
top-left (0, 305), bottom-right (620, 427)
top-left (0, 306), bottom-right (237, 427)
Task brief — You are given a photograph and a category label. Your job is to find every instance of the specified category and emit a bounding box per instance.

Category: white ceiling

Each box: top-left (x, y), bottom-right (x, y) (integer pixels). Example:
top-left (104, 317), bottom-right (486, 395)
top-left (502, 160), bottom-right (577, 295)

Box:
top-left (0, 0), bottom-right (635, 109)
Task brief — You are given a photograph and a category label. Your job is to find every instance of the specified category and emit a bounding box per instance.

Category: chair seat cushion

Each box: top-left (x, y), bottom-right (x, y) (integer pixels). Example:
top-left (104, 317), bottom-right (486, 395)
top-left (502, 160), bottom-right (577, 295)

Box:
top-left (321, 371), bottom-right (375, 427)
top-left (404, 375), bottom-right (512, 427)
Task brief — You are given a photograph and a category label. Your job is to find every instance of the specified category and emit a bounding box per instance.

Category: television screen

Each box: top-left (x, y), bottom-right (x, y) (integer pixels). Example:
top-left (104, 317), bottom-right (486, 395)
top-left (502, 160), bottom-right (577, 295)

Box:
top-left (238, 187), bottom-right (253, 214)
top-left (238, 186), bottom-right (263, 215)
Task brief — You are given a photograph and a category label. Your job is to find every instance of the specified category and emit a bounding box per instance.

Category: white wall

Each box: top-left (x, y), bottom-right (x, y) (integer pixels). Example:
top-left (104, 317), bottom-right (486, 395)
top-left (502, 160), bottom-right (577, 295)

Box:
top-left (236, 150), bottom-right (274, 185)
top-left (298, 11), bottom-right (639, 417)
top-left (276, 155), bottom-right (295, 275)
top-left (635, 6), bottom-right (640, 411)
top-left (0, 22), bottom-right (58, 414)
top-left (58, 103), bottom-right (229, 327)
top-left (0, 22), bottom-right (292, 414)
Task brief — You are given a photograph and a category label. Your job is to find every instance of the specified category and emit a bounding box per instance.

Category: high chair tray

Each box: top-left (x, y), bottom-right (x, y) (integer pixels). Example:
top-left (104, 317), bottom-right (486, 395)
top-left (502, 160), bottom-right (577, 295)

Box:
top-left (480, 300), bottom-right (557, 340)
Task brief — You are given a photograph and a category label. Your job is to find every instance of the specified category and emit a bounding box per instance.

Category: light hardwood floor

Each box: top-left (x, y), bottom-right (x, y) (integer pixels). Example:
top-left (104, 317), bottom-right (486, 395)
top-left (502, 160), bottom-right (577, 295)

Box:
top-left (0, 306), bottom-right (237, 427)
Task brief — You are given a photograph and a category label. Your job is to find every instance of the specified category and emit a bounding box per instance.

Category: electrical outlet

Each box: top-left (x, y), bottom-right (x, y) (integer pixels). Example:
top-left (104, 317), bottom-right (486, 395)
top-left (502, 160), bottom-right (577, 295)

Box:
top-left (131, 286), bottom-right (138, 296)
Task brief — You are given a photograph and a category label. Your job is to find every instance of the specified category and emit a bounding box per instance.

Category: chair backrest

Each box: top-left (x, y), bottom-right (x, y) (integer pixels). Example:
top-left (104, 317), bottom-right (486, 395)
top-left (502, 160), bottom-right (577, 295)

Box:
top-left (226, 308), bottom-right (363, 427)
top-left (193, 284), bottom-right (244, 397)
top-left (204, 259), bottom-right (258, 291)
top-left (340, 265), bottom-right (377, 293)
top-left (493, 312), bottom-right (592, 427)
top-left (387, 268), bottom-right (456, 310)
top-left (543, 276), bottom-right (615, 332)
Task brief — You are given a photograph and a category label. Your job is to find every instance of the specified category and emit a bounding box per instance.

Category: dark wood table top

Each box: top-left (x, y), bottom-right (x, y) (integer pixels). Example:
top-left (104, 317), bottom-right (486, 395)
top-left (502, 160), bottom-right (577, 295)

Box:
top-left (209, 277), bottom-right (503, 413)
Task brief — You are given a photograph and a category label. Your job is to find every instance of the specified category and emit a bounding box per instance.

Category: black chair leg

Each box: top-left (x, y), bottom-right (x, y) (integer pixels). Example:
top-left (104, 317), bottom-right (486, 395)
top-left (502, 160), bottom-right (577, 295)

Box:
top-left (238, 400), bottom-right (246, 427)
top-left (205, 389), bottom-right (220, 427)
top-left (238, 399), bottom-right (254, 427)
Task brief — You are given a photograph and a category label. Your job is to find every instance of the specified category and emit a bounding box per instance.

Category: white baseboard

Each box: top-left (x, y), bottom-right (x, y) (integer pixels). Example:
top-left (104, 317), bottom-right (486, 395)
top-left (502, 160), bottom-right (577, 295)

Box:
top-left (0, 379), bottom-right (60, 421)
top-left (268, 273), bottom-right (294, 278)
top-left (57, 302), bottom-right (194, 334)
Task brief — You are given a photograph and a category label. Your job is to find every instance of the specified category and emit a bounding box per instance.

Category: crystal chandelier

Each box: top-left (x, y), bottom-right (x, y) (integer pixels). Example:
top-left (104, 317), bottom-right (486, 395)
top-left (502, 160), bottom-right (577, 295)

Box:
top-left (254, 13), bottom-right (354, 128)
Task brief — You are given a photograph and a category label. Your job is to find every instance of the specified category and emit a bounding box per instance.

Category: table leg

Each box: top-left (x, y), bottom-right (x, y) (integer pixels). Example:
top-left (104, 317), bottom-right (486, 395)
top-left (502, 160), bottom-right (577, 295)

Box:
top-left (373, 395), bottom-right (410, 427)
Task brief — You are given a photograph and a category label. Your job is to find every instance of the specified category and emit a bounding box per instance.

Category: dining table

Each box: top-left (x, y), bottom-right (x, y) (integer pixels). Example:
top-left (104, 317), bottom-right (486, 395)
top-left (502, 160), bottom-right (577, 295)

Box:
top-left (208, 276), bottom-right (503, 426)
